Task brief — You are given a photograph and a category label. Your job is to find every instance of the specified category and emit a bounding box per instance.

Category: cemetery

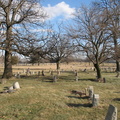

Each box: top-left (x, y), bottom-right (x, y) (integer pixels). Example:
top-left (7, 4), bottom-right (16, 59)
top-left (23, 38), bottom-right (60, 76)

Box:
top-left (0, 62), bottom-right (120, 120)
top-left (0, 0), bottom-right (119, 119)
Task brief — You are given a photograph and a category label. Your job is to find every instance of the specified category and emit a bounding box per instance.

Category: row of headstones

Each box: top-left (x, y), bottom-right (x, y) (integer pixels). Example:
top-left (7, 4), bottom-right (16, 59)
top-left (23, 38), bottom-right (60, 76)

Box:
top-left (14, 70), bottom-right (45, 78)
top-left (101, 68), bottom-right (116, 72)
top-left (88, 86), bottom-right (117, 120)
top-left (14, 68), bottom-right (119, 81)
top-left (79, 67), bottom-right (116, 72)
top-left (14, 66), bottom-right (116, 76)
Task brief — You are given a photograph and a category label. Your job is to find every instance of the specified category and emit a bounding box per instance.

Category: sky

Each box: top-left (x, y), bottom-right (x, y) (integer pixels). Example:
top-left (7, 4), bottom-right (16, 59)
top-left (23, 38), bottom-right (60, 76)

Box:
top-left (41, 0), bottom-right (94, 23)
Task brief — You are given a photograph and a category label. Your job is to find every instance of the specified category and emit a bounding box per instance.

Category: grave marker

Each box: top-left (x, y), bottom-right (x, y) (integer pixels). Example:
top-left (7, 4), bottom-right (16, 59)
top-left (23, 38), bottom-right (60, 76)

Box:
top-left (13, 82), bottom-right (20, 89)
top-left (75, 70), bottom-right (78, 81)
top-left (53, 75), bottom-right (57, 82)
top-left (92, 94), bottom-right (99, 107)
top-left (88, 86), bottom-right (94, 99)
top-left (105, 104), bottom-right (117, 120)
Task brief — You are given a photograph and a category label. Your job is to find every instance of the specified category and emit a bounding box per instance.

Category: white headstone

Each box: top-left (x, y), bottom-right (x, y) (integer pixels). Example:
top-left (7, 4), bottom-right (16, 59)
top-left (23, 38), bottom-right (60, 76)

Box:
top-left (13, 82), bottom-right (20, 89)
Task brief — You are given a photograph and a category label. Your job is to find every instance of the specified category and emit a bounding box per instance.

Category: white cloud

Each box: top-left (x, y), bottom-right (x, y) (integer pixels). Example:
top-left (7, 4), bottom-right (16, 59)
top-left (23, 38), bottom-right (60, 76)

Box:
top-left (43, 2), bottom-right (75, 20)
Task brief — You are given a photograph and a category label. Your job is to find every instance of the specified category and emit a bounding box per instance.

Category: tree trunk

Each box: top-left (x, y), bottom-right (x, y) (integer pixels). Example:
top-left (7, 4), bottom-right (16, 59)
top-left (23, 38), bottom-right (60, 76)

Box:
top-left (94, 63), bottom-right (102, 79)
top-left (56, 61), bottom-right (60, 70)
top-left (116, 60), bottom-right (120, 72)
top-left (2, 50), bottom-right (12, 79)
top-left (2, 26), bottom-right (13, 79)
top-left (113, 33), bottom-right (120, 72)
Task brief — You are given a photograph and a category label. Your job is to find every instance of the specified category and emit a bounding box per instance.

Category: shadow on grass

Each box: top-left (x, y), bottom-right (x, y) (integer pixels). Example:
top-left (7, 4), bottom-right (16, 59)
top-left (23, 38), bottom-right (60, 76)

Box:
top-left (41, 76), bottom-right (54, 82)
top-left (114, 91), bottom-right (120, 93)
top-left (67, 103), bottom-right (92, 108)
top-left (67, 96), bottom-right (90, 99)
top-left (42, 80), bottom-right (54, 83)
top-left (78, 78), bottom-right (96, 82)
top-left (3, 86), bottom-right (9, 90)
top-left (20, 75), bottom-right (53, 82)
top-left (113, 98), bottom-right (120, 101)
top-left (20, 75), bottom-right (39, 79)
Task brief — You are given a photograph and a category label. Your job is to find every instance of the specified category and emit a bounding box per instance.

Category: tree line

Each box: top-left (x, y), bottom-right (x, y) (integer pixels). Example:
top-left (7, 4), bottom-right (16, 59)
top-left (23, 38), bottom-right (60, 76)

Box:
top-left (0, 0), bottom-right (120, 81)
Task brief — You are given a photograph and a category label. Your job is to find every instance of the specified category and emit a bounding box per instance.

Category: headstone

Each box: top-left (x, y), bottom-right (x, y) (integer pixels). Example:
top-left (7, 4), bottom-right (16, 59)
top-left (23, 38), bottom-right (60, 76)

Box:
top-left (8, 86), bottom-right (14, 91)
top-left (17, 73), bottom-right (20, 78)
top-left (13, 82), bottom-right (20, 89)
top-left (103, 77), bottom-right (106, 83)
top-left (92, 94), bottom-right (99, 107)
top-left (75, 76), bottom-right (78, 81)
top-left (75, 71), bottom-right (78, 76)
top-left (75, 71), bottom-right (78, 81)
top-left (105, 104), bottom-right (117, 120)
top-left (88, 86), bottom-right (94, 99)
top-left (26, 68), bottom-right (31, 76)
top-left (53, 75), bottom-right (57, 82)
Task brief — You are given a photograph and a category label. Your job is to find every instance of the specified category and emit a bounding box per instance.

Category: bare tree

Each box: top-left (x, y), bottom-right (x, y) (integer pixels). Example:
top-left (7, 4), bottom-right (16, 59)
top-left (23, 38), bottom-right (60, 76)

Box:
top-left (67, 5), bottom-right (112, 79)
top-left (46, 27), bottom-right (75, 70)
top-left (93, 0), bottom-right (120, 72)
top-left (0, 0), bottom-right (46, 79)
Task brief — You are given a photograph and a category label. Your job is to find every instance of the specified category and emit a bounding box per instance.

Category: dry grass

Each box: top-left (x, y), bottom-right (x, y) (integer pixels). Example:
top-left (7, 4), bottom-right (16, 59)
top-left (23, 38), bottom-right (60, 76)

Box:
top-left (0, 62), bottom-right (119, 120)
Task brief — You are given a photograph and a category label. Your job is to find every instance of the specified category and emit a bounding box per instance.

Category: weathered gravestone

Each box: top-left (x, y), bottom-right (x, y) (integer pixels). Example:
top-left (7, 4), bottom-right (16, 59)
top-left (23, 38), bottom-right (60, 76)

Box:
top-left (53, 75), bottom-right (57, 82)
top-left (26, 68), bottom-right (31, 76)
top-left (103, 77), bottom-right (106, 83)
top-left (88, 86), bottom-right (94, 99)
top-left (75, 71), bottom-right (78, 81)
top-left (105, 104), bottom-right (117, 120)
top-left (13, 82), bottom-right (20, 89)
top-left (92, 94), bottom-right (99, 107)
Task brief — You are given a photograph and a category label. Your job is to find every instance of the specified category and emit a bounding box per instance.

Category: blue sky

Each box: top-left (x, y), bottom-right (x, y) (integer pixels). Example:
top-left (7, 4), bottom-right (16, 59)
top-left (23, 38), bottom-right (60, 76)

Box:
top-left (41, 0), bottom-right (94, 8)
top-left (41, 0), bottom-right (94, 23)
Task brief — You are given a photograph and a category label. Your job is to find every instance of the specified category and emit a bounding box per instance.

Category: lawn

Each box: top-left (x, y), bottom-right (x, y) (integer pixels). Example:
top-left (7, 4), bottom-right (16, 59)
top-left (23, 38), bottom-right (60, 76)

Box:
top-left (0, 63), bottom-right (120, 120)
